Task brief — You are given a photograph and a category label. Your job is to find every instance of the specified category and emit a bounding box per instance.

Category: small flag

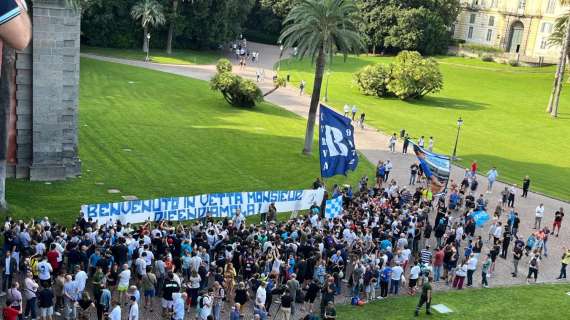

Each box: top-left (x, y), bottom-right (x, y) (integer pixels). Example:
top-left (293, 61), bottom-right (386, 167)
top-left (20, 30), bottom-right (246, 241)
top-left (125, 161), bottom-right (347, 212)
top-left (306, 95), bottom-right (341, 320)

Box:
top-left (325, 196), bottom-right (343, 220)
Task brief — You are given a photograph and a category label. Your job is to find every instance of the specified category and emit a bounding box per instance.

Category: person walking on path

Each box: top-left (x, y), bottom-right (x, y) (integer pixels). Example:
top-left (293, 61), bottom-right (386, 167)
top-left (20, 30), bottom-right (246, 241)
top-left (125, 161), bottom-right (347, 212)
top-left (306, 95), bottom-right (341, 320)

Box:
top-left (427, 137), bottom-right (434, 152)
top-left (470, 160), bottom-right (478, 177)
top-left (486, 167), bottom-right (498, 193)
top-left (507, 185), bottom-right (516, 208)
top-left (553, 208), bottom-right (564, 237)
top-left (512, 240), bottom-right (524, 277)
top-left (384, 160), bottom-right (393, 182)
top-left (466, 254), bottom-right (477, 287)
top-left (534, 204), bottom-right (545, 229)
top-left (409, 163), bottom-right (419, 185)
top-left (403, 134), bottom-right (410, 154)
top-left (299, 80), bottom-right (305, 95)
top-left (418, 136), bottom-right (425, 148)
top-left (389, 133), bottom-right (397, 153)
top-left (351, 105), bottom-right (357, 121)
top-left (557, 248), bottom-right (570, 280)
top-left (343, 104), bottom-right (350, 117)
top-left (359, 113), bottom-right (365, 129)
top-left (522, 176), bottom-right (531, 198)
top-left (414, 276), bottom-right (432, 317)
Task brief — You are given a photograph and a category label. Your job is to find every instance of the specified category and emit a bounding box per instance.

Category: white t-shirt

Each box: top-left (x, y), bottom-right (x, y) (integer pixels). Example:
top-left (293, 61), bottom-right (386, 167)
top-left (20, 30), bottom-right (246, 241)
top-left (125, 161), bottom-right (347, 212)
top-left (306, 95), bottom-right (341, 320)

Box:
top-left (75, 270), bottom-right (88, 292)
top-left (110, 306), bottom-right (121, 320)
top-left (467, 257), bottom-right (478, 271)
top-left (256, 286), bottom-right (266, 306)
top-left (119, 269), bottom-right (131, 287)
top-left (37, 261), bottom-right (53, 281)
top-left (409, 265), bottom-right (421, 280)
top-left (391, 266), bottom-right (404, 280)
top-left (129, 302), bottom-right (139, 320)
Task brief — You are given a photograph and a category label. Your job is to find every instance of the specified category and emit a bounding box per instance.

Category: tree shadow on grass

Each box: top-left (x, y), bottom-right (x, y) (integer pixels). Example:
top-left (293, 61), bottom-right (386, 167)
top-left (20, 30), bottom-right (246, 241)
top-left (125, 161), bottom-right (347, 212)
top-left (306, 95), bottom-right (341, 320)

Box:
top-left (456, 154), bottom-right (569, 202)
top-left (406, 96), bottom-right (488, 110)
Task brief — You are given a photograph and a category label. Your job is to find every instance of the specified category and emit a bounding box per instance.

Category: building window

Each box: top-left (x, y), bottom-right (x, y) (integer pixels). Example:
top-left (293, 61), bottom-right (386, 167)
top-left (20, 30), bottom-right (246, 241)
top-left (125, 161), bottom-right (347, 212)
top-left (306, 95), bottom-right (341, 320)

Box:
top-left (540, 37), bottom-right (548, 49)
top-left (546, 0), bottom-right (556, 14)
top-left (468, 26), bottom-right (474, 39)
top-left (489, 16), bottom-right (495, 26)
top-left (451, 24), bottom-right (456, 36)
top-left (470, 13), bottom-right (476, 24)
top-left (490, 0), bottom-right (498, 8)
top-left (541, 22), bottom-right (553, 33)
top-left (518, 0), bottom-right (526, 10)
top-left (486, 29), bottom-right (493, 42)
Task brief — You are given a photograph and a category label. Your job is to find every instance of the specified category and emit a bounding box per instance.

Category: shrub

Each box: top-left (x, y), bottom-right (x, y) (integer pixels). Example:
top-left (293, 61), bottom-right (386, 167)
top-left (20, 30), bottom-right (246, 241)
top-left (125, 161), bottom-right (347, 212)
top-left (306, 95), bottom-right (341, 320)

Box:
top-left (508, 59), bottom-right (519, 67)
top-left (461, 43), bottom-right (503, 53)
top-left (210, 61), bottom-right (263, 107)
top-left (354, 63), bottom-right (392, 97)
top-left (386, 51), bottom-right (443, 100)
top-left (481, 54), bottom-right (494, 62)
top-left (216, 58), bottom-right (233, 73)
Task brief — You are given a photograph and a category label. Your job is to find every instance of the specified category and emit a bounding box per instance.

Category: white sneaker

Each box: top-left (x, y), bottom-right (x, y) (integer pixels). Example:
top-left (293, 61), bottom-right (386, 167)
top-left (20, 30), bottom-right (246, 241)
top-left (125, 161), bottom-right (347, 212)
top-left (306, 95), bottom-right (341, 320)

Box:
top-left (0, 292), bottom-right (5, 296)
top-left (54, 312), bottom-right (61, 316)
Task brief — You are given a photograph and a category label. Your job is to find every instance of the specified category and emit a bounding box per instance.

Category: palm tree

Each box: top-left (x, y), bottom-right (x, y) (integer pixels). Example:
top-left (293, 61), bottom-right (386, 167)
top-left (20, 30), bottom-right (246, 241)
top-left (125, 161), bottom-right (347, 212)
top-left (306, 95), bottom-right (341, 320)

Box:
top-left (546, 0), bottom-right (570, 117)
top-left (166, 0), bottom-right (192, 54)
top-left (279, 0), bottom-right (363, 155)
top-left (131, 0), bottom-right (166, 53)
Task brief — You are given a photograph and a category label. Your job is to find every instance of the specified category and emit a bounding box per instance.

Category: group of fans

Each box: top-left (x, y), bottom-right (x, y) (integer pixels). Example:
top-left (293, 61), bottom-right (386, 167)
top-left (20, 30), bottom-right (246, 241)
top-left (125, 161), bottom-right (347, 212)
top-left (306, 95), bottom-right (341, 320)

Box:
top-left (0, 166), bottom-right (567, 320)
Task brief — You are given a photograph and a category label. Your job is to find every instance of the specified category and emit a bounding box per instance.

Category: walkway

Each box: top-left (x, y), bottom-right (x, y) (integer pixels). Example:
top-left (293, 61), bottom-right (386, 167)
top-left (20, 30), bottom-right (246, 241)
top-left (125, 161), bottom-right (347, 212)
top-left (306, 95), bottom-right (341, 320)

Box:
top-left (82, 46), bottom-right (569, 291)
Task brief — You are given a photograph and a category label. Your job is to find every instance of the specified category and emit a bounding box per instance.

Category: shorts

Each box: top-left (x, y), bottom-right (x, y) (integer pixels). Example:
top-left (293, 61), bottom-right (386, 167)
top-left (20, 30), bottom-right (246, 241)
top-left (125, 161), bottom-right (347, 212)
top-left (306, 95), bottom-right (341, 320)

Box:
top-left (144, 289), bottom-right (155, 297)
top-left (118, 284), bottom-right (129, 292)
top-left (41, 307), bottom-right (54, 317)
top-left (409, 279), bottom-right (418, 288)
top-left (161, 298), bottom-right (174, 309)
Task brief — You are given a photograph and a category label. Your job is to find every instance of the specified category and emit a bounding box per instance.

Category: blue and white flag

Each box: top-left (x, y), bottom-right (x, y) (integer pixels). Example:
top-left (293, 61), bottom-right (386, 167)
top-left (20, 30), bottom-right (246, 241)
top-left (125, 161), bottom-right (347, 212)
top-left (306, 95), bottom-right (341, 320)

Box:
top-left (325, 196), bottom-right (343, 220)
top-left (471, 210), bottom-right (490, 228)
top-left (411, 142), bottom-right (451, 195)
top-left (319, 104), bottom-right (358, 178)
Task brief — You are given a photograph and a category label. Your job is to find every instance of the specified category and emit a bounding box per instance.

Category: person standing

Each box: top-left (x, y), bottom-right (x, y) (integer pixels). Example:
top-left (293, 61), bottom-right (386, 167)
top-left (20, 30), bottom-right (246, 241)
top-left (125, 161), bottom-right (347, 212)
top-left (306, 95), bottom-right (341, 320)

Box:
top-left (470, 160), bottom-right (478, 176)
top-left (507, 185), bottom-right (516, 208)
top-left (403, 134), bottom-right (410, 154)
top-left (280, 291), bottom-right (293, 320)
top-left (384, 160), bottom-right (393, 182)
top-left (38, 285), bottom-right (54, 320)
top-left (534, 204), bottom-right (545, 229)
top-left (108, 300), bottom-right (121, 320)
top-left (427, 137), bottom-right (434, 152)
top-left (359, 112), bottom-right (365, 129)
top-left (417, 136), bottom-right (425, 148)
top-left (486, 167), bottom-right (498, 193)
top-left (557, 247), bottom-right (570, 280)
top-left (553, 207), bottom-right (564, 237)
top-left (389, 133), bottom-right (397, 153)
top-left (390, 262), bottom-right (404, 295)
top-left (414, 276), bottom-right (432, 317)
top-left (299, 80), bottom-right (305, 95)
top-left (481, 254), bottom-right (491, 288)
top-left (1, 250), bottom-right (17, 296)
top-left (23, 271), bottom-right (39, 320)
top-left (466, 254), bottom-right (477, 287)
top-left (512, 242), bottom-right (523, 277)
top-left (526, 253), bottom-right (540, 284)
top-left (522, 176), bottom-right (531, 198)
top-left (343, 104), bottom-right (350, 117)
top-left (351, 105), bottom-right (357, 121)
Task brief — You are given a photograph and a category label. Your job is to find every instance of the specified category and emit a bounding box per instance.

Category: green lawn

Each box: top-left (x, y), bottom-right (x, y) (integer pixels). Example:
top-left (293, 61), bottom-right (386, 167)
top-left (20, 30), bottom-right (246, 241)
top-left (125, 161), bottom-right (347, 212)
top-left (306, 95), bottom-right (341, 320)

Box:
top-left (5, 58), bottom-right (373, 225)
top-left (81, 46), bottom-right (222, 65)
top-left (281, 55), bottom-right (570, 201)
top-left (338, 283), bottom-right (570, 319)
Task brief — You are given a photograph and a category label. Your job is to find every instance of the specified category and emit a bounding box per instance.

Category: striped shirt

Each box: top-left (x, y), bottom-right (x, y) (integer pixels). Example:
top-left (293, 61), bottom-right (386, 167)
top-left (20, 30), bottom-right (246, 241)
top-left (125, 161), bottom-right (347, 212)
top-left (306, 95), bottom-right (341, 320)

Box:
top-left (420, 249), bottom-right (432, 265)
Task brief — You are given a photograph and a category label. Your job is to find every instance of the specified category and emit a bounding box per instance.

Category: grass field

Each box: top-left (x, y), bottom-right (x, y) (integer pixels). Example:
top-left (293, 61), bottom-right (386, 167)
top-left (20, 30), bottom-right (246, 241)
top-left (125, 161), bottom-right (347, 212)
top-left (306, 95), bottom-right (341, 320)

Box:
top-left (280, 55), bottom-right (570, 201)
top-left (5, 58), bottom-right (373, 225)
top-left (337, 283), bottom-right (570, 319)
top-left (81, 46), bottom-right (222, 65)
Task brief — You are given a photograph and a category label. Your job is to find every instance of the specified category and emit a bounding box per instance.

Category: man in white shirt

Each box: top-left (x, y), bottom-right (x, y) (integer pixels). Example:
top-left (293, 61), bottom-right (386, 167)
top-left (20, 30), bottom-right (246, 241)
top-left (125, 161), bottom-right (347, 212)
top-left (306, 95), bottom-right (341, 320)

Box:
top-left (351, 105), bottom-right (357, 120)
top-left (37, 256), bottom-right (53, 287)
top-left (234, 209), bottom-right (245, 230)
top-left (534, 203), bottom-right (545, 229)
top-left (74, 265), bottom-right (88, 295)
top-left (343, 104), bottom-right (350, 117)
top-left (109, 301), bottom-right (121, 320)
top-left (466, 254), bottom-right (478, 287)
top-left (390, 262), bottom-right (404, 295)
top-left (128, 295), bottom-right (139, 320)
top-left (255, 282), bottom-right (266, 309)
top-left (118, 264), bottom-right (131, 305)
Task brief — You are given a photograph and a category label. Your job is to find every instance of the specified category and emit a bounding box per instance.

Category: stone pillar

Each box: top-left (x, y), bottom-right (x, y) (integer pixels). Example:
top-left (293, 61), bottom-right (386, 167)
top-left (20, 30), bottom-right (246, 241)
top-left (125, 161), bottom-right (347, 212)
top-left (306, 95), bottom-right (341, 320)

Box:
top-left (30, 0), bottom-right (81, 180)
top-left (13, 46), bottom-right (33, 179)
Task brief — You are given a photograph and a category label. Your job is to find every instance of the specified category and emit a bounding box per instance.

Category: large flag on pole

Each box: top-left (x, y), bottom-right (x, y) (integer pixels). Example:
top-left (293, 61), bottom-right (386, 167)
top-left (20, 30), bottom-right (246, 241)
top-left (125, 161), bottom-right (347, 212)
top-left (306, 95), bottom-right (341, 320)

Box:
top-left (319, 104), bottom-right (358, 178)
top-left (411, 142), bottom-right (451, 195)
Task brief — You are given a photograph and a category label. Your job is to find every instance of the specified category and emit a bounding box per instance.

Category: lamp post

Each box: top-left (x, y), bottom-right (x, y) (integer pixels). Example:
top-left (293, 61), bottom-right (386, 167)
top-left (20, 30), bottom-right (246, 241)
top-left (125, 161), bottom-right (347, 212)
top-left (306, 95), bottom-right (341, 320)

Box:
top-left (324, 70), bottom-right (331, 102)
top-left (452, 117), bottom-right (463, 160)
top-left (145, 33), bottom-right (151, 62)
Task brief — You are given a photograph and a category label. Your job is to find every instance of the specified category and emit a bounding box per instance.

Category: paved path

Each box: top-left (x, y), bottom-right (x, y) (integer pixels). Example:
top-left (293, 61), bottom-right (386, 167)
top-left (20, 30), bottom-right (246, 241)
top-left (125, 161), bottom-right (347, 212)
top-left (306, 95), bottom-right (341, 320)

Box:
top-left (82, 46), bottom-right (570, 313)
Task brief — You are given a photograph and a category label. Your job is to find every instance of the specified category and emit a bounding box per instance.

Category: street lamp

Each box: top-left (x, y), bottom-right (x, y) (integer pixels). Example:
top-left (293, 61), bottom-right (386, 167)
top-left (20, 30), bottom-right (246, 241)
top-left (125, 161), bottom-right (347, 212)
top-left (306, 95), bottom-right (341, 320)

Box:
top-left (452, 117), bottom-right (463, 160)
top-left (324, 70), bottom-right (331, 102)
top-left (145, 33), bottom-right (151, 62)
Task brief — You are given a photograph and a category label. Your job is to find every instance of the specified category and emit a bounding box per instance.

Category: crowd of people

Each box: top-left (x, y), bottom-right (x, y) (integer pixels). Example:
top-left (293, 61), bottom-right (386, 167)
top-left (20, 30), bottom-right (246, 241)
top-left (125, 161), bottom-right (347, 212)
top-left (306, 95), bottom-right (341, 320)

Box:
top-left (0, 163), bottom-right (567, 320)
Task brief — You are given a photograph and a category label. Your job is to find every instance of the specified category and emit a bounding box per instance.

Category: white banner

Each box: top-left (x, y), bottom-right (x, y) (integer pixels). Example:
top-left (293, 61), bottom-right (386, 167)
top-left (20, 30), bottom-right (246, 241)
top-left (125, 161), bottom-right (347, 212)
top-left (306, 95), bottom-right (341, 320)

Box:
top-left (81, 188), bottom-right (325, 225)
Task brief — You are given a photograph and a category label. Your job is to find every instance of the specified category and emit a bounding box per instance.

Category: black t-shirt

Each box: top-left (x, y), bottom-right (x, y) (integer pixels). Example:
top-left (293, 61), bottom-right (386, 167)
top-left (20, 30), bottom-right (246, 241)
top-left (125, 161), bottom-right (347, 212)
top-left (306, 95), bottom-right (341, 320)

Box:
top-left (281, 294), bottom-right (293, 308)
top-left (555, 211), bottom-right (564, 222)
top-left (162, 280), bottom-right (180, 300)
top-left (38, 288), bottom-right (54, 308)
top-left (410, 164), bottom-right (418, 174)
top-left (0, 1), bottom-right (20, 26)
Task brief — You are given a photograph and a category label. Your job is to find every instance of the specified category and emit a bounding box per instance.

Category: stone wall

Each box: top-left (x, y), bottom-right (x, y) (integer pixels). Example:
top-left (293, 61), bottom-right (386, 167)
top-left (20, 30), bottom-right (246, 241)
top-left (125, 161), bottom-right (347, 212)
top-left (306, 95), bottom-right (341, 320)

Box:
top-left (27, 0), bottom-right (81, 180)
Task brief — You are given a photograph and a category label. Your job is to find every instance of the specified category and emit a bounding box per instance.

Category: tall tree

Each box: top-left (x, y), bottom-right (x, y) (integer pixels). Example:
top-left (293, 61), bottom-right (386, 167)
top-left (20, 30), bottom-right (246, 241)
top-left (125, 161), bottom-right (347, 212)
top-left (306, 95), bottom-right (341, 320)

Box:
top-left (166, 0), bottom-right (191, 54)
top-left (279, 0), bottom-right (363, 155)
top-left (547, 1), bottom-right (570, 117)
top-left (130, 0), bottom-right (166, 52)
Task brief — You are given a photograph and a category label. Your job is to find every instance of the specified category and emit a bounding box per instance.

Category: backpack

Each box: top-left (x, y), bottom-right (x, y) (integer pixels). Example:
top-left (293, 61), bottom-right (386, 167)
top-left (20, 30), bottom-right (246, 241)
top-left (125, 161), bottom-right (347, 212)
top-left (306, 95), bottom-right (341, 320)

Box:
top-left (530, 257), bottom-right (537, 267)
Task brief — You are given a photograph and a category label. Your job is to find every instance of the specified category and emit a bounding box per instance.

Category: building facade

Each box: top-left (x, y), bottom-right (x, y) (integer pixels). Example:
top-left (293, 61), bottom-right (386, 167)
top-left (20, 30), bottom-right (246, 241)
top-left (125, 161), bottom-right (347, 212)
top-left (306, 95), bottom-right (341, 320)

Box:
top-left (453, 0), bottom-right (566, 62)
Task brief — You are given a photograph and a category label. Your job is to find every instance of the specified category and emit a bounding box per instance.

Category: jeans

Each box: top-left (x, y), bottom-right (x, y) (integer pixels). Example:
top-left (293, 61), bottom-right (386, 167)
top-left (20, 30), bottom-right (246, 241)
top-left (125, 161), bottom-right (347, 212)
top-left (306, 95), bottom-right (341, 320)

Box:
top-left (543, 239), bottom-right (548, 256)
top-left (434, 265), bottom-right (443, 282)
top-left (380, 281), bottom-right (389, 297)
top-left (25, 297), bottom-right (37, 319)
top-left (389, 279), bottom-right (400, 295)
top-left (559, 263), bottom-right (567, 279)
top-left (482, 272), bottom-right (488, 286)
top-left (534, 217), bottom-right (542, 229)
top-left (467, 270), bottom-right (475, 286)
top-left (2, 273), bottom-right (12, 292)
top-left (488, 180), bottom-right (494, 190)
top-left (213, 302), bottom-right (222, 320)
top-left (409, 174), bottom-right (417, 185)
top-left (513, 259), bottom-right (519, 275)
top-left (64, 297), bottom-right (76, 320)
